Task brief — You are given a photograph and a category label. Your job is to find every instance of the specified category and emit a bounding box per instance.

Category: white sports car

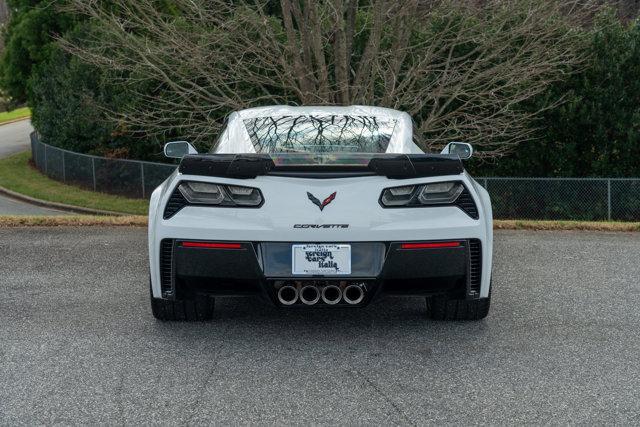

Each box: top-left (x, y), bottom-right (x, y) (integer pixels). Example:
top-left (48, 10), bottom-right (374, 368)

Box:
top-left (148, 106), bottom-right (493, 321)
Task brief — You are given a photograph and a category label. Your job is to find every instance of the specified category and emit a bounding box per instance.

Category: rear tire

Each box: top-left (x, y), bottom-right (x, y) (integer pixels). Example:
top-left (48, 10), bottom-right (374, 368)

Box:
top-left (150, 280), bottom-right (215, 321)
top-left (427, 290), bottom-right (491, 321)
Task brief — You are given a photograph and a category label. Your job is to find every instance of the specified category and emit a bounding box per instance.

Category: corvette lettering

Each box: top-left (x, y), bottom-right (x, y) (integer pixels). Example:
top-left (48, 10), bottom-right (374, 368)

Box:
top-left (293, 224), bottom-right (349, 229)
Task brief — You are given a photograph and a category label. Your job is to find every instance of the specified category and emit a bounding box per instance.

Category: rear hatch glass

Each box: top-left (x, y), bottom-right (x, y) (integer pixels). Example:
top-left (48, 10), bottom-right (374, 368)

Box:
top-left (267, 152), bottom-right (382, 166)
top-left (243, 115), bottom-right (397, 154)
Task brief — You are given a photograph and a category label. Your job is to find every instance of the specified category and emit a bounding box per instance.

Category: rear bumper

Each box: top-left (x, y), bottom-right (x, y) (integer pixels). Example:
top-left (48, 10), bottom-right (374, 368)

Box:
top-left (158, 238), bottom-right (483, 306)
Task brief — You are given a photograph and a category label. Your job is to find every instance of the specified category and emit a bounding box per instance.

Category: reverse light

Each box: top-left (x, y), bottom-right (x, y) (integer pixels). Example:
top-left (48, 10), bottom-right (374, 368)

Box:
top-left (179, 182), bottom-right (225, 204)
top-left (418, 182), bottom-right (464, 204)
top-left (178, 181), bottom-right (263, 207)
top-left (380, 185), bottom-right (416, 206)
top-left (225, 185), bottom-right (263, 206)
top-left (380, 181), bottom-right (464, 207)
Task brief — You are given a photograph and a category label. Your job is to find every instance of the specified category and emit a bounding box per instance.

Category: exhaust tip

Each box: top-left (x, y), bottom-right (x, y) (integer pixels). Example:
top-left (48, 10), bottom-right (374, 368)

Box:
top-left (299, 285), bottom-right (321, 305)
top-left (277, 285), bottom-right (298, 305)
top-left (321, 285), bottom-right (342, 305)
top-left (343, 284), bottom-right (365, 305)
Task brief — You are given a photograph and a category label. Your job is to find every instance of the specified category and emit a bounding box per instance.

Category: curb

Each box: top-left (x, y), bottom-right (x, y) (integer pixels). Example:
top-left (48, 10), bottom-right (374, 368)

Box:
top-left (0, 185), bottom-right (128, 216)
top-left (0, 116), bottom-right (31, 127)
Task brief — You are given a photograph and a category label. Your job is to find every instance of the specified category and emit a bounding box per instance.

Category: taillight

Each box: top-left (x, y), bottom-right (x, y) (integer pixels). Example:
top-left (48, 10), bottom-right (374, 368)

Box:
top-left (178, 181), bottom-right (263, 207)
top-left (181, 242), bottom-right (243, 249)
top-left (400, 242), bottom-right (461, 249)
top-left (381, 182), bottom-right (464, 207)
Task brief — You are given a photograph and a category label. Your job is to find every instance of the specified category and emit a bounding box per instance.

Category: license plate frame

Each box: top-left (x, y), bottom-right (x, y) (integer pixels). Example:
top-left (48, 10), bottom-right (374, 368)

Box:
top-left (291, 244), bottom-right (351, 275)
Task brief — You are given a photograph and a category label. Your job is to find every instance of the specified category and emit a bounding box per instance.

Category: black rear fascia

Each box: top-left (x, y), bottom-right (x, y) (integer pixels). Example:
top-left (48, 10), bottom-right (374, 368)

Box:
top-left (179, 154), bottom-right (463, 179)
top-left (164, 239), bottom-right (480, 303)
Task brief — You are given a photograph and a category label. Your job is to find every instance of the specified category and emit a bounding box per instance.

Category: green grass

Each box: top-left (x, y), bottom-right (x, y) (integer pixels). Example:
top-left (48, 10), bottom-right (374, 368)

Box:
top-left (0, 152), bottom-right (148, 215)
top-left (1, 215), bottom-right (638, 230)
top-left (0, 215), bottom-right (147, 227)
top-left (494, 219), bottom-right (640, 232)
top-left (0, 107), bottom-right (31, 124)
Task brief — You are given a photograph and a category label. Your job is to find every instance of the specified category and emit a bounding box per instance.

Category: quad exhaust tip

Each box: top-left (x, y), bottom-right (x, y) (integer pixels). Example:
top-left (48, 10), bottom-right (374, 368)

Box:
top-left (299, 285), bottom-right (321, 305)
top-left (343, 284), bottom-right (365, 305)
top-left (276, 282), bottom-right (366, 306)
top-left (321, 285), bottom-right (342, 305)
top-left (277, 284), bottom-right (298, 305)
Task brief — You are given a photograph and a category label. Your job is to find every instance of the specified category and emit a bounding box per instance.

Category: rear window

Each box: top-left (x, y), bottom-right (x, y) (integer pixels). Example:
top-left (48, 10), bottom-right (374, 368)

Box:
top-left (243, 115), bottom-right (397, 154)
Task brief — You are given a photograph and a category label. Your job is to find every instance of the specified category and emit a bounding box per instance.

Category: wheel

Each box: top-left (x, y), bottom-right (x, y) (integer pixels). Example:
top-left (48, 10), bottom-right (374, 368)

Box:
top-left (427, 287), bottom-right (491, 321)
top-left (149, 280), bottom-right (215, 321)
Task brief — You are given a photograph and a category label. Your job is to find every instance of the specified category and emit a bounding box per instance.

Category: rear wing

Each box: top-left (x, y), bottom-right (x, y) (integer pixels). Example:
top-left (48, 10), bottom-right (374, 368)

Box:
top-left (178, 153), bottom-right (463, 179)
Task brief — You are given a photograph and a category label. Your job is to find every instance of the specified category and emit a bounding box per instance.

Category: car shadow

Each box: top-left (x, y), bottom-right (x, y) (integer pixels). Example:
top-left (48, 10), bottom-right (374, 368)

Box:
top-left (146, 294), bottom-right (495, 367)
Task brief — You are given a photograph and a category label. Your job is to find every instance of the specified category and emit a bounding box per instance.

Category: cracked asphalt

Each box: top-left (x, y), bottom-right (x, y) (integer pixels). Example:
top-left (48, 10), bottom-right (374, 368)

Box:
top-left (1, 227), bottom-right (640, 424)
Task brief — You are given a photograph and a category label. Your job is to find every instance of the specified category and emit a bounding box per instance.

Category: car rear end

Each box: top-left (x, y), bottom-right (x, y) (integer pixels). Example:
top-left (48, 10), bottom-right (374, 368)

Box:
top-left (148, 153), bottom-right (492, 320)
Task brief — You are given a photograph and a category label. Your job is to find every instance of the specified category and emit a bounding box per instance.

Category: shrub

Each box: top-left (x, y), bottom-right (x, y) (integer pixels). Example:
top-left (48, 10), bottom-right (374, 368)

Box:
top-left (471, 10), bottom-right (640, 177)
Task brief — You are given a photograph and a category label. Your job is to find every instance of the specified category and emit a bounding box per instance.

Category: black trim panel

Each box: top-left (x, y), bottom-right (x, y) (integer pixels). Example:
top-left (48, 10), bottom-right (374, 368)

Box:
top-left (162, 238), bottom-right (482, 303)
top-left (381, 242), bottom-right (467, 280)
top-left (456, 188), bottom-right (479, 219)
top-left (159, 239), bottom-right (175, 298)
top-left (179, 154), bottom-right (463, 179)
top-left (173, 241), bottom-right (263, 280)
top-left (468, 239), bottom-right (482, 297)
top-left (163, 187), bottom-right (188, 219)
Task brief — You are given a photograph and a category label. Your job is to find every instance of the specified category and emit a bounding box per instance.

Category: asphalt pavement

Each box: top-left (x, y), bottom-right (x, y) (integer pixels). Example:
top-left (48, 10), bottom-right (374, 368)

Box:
top-left (0, 120), bottom-right (68, 215)
top-left (0, 120), bottom-right (34, 158)
top-left (1, 228), bottom-right (639, 424)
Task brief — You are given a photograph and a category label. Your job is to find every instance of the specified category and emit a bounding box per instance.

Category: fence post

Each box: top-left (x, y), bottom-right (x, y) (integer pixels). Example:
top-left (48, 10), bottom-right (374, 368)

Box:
top-left (62, 151), bottom-right (66, 183)
top-left (91, 157), bottom-right (97, 191)
top-left (607, 179), bottom-right (612, 221)
top-left (31, 136), bottom-right (36, 166)
top-left (44, 144), bottom-right (48, 175)
top-left (484, 178), bottom-right (488, 190)
top-left (140, 163), bottom-right (145, 199)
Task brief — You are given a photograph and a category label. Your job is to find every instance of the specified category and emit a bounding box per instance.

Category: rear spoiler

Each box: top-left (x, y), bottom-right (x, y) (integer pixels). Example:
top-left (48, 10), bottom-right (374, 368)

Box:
top-left (178, 154), bottom-right (463, 179)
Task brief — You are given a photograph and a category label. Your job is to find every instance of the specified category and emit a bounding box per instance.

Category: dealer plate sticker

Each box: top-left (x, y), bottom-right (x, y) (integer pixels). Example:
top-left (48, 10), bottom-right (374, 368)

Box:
top-left (292, 244), bottom-right (351, 275)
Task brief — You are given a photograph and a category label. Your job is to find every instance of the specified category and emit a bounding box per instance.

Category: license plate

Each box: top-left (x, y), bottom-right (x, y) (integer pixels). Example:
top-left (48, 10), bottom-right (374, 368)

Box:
top-left (292, 244), bottom-right (351, 275)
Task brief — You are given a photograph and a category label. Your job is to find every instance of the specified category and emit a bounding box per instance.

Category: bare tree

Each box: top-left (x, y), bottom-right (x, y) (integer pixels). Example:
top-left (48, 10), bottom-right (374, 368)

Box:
top-left (62, 0), bottom-right (597, 156)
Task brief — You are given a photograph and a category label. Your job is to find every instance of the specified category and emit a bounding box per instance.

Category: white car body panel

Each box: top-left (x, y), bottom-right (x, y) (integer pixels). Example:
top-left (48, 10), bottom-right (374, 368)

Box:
top-left (148, 105), bottom-right (493, 304)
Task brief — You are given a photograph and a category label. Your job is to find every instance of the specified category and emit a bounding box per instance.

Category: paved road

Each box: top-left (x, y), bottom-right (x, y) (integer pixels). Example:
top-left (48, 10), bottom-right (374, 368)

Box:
top-left (0, 120), bottom-right (67, 215)
top-left (0, 120), bottom-right (34, 158)
top-left (1, 228), bottom-right (639, 424)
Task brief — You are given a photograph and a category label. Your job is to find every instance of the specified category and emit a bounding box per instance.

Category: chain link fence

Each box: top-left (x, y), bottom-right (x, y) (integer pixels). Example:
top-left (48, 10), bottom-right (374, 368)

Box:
top-left (30, 133), bottom-right (640, 220)
top-left (30, 132), bottom-right (176, 199)
top-left (480, 177), bottom-right (640, 221)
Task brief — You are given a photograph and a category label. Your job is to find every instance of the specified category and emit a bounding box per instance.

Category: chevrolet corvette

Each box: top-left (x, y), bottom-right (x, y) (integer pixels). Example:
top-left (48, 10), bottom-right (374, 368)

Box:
top-left (148, 106), bottom-right (493, 321)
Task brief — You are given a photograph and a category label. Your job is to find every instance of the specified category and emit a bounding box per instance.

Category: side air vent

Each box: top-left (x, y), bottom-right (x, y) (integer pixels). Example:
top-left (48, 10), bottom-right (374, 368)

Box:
top-left (163, 187), bottom-right (188, 219)
top-left (456, 187), bottom-right (479, 219)
top-left (469, 239), bottom-right (482, 297)
top-left (160, 239), bottom-right (174, 298)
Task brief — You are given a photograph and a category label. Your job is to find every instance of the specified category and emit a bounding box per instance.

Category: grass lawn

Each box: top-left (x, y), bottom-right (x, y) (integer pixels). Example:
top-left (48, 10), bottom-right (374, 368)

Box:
top-left (0, 215), bottom-right (147, 226)
top-left (0, 215), bottom-right (638, 230)
top-left (494, 219), bottom-right (640, 232)
top-left (0, 151), bottom-right (148, 215)
top-left (0, 107), bottom-right (31, 124)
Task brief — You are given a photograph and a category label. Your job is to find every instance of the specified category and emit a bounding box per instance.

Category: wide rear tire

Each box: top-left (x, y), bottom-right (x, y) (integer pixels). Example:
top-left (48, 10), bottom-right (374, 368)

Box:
top-left (150, 280), bottom-right (215, 321)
